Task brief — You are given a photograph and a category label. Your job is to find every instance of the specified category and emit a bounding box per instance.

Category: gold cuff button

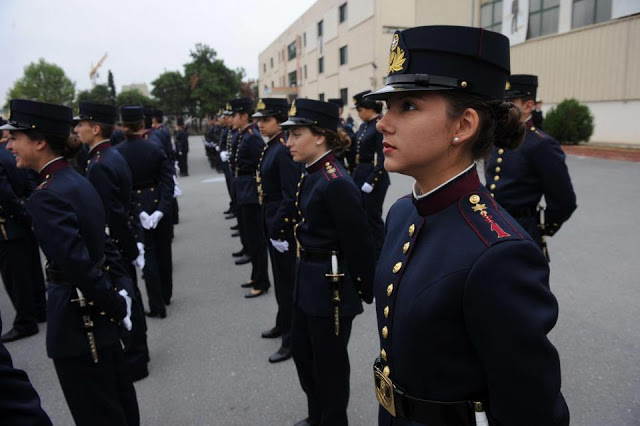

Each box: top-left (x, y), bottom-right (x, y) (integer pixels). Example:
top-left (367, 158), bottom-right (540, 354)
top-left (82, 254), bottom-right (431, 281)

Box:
top-left (392, 262), bottom-right (402, 274)
top-left (383, 306), bottom-right (389, 318)
top-left (381, 326), bottom-right (388, 339)
top-left (386, 284), bottom-right (393, 296)
top-left (402, 242), bottom-right (410, 254)
top-left (380, 349), bottom-right (387, 361)
top-left (408, 224), bottom-right (415, 237)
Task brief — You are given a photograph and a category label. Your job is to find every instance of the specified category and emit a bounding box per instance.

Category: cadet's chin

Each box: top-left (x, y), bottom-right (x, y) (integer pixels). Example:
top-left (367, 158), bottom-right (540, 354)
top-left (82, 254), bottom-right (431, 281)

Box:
top-left (383, 156), bottom-right (401, 173)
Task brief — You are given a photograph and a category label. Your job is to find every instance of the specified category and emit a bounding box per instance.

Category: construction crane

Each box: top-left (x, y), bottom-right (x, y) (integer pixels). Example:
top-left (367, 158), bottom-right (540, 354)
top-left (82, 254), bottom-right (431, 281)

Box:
top-left (89, 53), bottom-right (108, 86)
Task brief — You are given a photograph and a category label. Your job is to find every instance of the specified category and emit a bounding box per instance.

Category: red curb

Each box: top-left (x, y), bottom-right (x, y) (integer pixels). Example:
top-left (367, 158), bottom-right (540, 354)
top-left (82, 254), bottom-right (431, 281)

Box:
top-left (562, 145), bottom-right (640, 163)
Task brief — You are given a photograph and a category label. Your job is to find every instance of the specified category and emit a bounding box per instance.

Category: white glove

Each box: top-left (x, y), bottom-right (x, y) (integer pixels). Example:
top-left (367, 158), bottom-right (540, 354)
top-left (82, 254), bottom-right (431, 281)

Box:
top-left (148, 211), bottom-right (164, 229)
top-left (139, 211), bottom-right (151, 230)
top-left (118, 289), bottom-right (132, 331)
top-left (215, 145), bottom-right (221, 152)
top-left (361, 182), bottom-right (374, 193)
top-left (174, 161), bottom-right (180, 173)
top-left (172, 175), bottom-right (182, 197)
top-left (133, 242), bottom-right (145, 270)
top-left (220, 151), bottom-right (229, 162)
top-left (270, 239), bottom-right (289, 253)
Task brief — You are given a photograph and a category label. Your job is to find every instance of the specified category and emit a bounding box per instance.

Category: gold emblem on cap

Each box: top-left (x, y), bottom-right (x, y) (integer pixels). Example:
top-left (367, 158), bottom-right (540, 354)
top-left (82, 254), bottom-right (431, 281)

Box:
top-left (505, 81), bottom-right (511, 90)
top-left (257, 99), bottom-right (266, 111)
top-left (388, 45), bottom-right (406, 74)
top-left (225, 103), bottom-right (232, 111)
top-left (390, 33), bottom-right (399, 52)
top-left (469, 194), bottom-right (481, 204)
top-left (289, 101), bottom-right (297, 117)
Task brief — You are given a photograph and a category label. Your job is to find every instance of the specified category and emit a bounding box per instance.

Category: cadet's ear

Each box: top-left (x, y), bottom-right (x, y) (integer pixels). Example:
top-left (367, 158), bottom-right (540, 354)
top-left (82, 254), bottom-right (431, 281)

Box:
top-left (451, 107), bottom-right (479, 147)
top-left (521, 99), bottom-right (536, 115)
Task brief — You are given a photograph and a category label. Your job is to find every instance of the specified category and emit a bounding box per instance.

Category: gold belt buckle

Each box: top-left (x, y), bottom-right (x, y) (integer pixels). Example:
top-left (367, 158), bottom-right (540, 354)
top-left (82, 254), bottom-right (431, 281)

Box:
top-left (373, 363), bottom-right (396, 417)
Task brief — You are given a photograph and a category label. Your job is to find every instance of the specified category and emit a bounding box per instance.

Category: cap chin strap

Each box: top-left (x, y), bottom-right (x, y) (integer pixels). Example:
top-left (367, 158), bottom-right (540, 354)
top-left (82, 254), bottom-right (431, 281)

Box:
top-left (386, 73), bottom-right (465, 89)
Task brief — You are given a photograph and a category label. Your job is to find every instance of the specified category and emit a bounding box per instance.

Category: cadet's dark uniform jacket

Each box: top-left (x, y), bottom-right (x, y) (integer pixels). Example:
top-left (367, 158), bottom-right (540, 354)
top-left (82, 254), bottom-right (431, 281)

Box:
top-left (352, 116), bottom-right (389, 188)
top-left (234, 124), bottom-right (263, 206)
top-left (294, 152), bottom-right (375, 317)
top-left (85, 141), bottom-right (138, 262)
top-left (485, 118), bottom-right (576, 245)
top-left (374, 166), bottom-right (569, 426)
top-left (175, 130), bottom-right (189, 154)
top-left (0, 144), bottom-right (34, 240)
top-left (259, 132), bottom-right (298, 239)
top-left (27, 159), bottom-right (125, 359)
top-left (149, 126), bottom-right (174, 163)
top-left (115, 136), bottom-right (174, 216)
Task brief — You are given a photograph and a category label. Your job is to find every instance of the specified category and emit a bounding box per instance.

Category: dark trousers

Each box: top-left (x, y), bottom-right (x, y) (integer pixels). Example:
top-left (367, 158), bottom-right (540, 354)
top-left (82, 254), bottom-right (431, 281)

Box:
top-left (292, 305), bottom-right (354, 426)
top-left (240, 204), bottom-right (269, 290)
top-left (53, 344), bottom-right (139, 426)
top-left (122, 263), bottom-right (150, 374)
top-left (267, 240), bottom-right (295, 348)
top-left (142, 217), bottom-right (173, 314)
top-left (0, 235), bottom-right (45, 332)
top-left (178, 152), bottom-right (189, 176)
top-left (363, 183), bottom-right (388, 261)
top-left (222, 162), bottom-right (234, 211)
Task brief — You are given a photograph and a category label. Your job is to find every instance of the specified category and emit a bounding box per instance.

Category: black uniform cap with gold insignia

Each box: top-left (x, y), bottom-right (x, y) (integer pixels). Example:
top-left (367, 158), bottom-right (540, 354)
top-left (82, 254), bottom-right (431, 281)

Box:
top-left (0, 99), bottom-right (73, 137)
top-left (365, 26), bottom-right (510, 101)
top-left (504, 74), bottom-right (538, 101)
top-left (252, 98), bottom-right (289, 119)
top-left (74, 102), bottom-right (117, 125)
top-left (280, 99), bottom-right (339, 132)
top-left (119, 105), bottom-right (144, 122)
top-left (327, 98), bottom-right (344, 108)
top-left (229, 98), bottom-right (254, 114)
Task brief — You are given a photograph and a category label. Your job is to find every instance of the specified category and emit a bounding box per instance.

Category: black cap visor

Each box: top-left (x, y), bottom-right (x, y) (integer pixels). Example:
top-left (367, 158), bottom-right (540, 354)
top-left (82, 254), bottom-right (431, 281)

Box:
top-left (0, 121), bottom-right (32, 131)
top-left (365, 73), bottom-right (465, 101)
top-left (279, 117), bottom-right (317, 129)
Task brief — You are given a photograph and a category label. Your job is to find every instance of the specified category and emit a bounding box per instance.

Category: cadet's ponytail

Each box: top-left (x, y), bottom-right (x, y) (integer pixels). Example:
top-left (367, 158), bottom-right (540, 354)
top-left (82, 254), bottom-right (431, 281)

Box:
top-left (24, 129), bottom-right (82, 159)
top-left (442, 92), bottom-right (525, 159)
top-left (310, 126), bottom-right (352, 155)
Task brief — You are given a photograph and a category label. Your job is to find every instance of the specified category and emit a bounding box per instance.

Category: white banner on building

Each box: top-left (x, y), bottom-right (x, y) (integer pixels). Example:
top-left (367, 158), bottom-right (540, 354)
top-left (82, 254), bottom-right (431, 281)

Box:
top-left (612, 0), bottom-right (640, 19)
top-left (502, 0), bottom-right (529, 46)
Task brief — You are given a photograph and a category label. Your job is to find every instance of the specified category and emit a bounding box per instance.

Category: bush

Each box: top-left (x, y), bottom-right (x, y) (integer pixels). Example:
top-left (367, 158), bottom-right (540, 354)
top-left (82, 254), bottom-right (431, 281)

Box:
top-left (543, 98), bottom-right (594, 145)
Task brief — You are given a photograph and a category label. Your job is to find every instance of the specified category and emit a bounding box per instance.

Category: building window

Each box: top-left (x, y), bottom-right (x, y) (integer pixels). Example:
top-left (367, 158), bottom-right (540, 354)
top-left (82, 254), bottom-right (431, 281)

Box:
top-left (271, 81), bottom-right (274, 88)
top-left (528, 0), bottom-right (560, 39)
top-left (318, 20), bottom-right (323, 37)
top-left (264, 85), bottom-right (268, 92)
top-left (288, 71), bottom-right (297, 87)
top-left (572, 0), bottom-right (612, 28)
top-left (339, 45), bottom-right (348, 65)
top-left (339, 3), bottom-right (348, 23)
top-left (270, 58), bottom-right (273, 68)
top-left (303, 32), bottom-right (307, 47)
top-left (319, 93), bottom-right (325, 101)
top-left (304, 65), bottom-right (308, 80)
top-left (288, 41), bottom-right (297, 61)
top-left (318, 57), bottom-right (324, 74)
top-left (263, 63), bottom-right (266, 73)
top-left (480, 0), bottom-right (503, 32)
top-left (340, 88), bottom-right (348, 106)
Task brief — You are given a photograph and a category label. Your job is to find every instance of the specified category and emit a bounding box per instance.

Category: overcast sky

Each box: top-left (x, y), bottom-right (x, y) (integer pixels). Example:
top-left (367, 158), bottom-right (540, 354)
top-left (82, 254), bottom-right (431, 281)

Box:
top-left (0, 0), bottom-right (316, 107)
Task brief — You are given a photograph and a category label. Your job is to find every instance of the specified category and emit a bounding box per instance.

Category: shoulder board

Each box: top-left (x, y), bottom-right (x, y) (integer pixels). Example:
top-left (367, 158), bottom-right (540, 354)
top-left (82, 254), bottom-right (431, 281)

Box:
top-left (37, 175), bottom-right (54, 191)
top-left (527, 124), bottom-right (547, 139)
top-left (321, 160), bottom-right (344, 181)
top-left (279, 136), bottom-right (285, 144)
top-left (459, 192), bottom-right (523, 247)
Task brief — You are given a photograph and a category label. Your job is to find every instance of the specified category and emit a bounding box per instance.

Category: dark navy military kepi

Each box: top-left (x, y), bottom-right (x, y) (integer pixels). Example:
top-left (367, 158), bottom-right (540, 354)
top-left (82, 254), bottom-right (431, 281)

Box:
top-left (120, 106), bottom-right (144, 122)
top-left (280, 99), bottom-right (339, 132)
top-left (229, 98), bottom-right (254, 113)
top-left (353, 90), bottom-right (373, 107)
top-left (153, 109), bottom-right (164, 121)
top-left (0, 99), bottom-right (72, 137)
top-left (505, 74), bottom-right (538, 100)
top-left (366, 25), bottom-right (510, 100)
top-left (74, 102), bottom-right (117, 124)
top-left (252, 98), bottom-right (289, 118)
top-left (327, 98), bottom-right (344, 108)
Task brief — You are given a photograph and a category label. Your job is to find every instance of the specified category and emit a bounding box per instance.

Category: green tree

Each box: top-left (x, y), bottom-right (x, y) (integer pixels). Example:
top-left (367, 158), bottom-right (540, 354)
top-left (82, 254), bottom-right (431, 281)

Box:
top-left (76, 84), bottom-right (113, 105)
top-left (151, 71), bottom-right (189, 114)
top-left (107, 70), bottom-right (117, 104)
top-left (544, 98), bottom-right (594, 145)
top-left (6, 58), bottom-right (75, 107)
top-left (116, 89), bottom-right (156, 108)
top-left (183, 43), bottom-right (243, 117)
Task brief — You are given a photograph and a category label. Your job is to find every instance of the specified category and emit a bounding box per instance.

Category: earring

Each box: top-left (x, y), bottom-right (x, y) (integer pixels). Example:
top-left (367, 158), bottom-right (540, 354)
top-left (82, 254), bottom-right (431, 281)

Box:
top-left (316, 141), bottom-right (322, 145)
top-left (453, 137), bottom-right (459, 143)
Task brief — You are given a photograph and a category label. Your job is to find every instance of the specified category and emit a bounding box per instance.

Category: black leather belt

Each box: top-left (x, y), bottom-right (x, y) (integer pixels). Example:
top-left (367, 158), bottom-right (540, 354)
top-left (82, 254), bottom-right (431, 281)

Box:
top-left (299, 247), bottom-right (340, 263)
top-left (236, 171), bottom-right (254, 176)
top-left (46, 256), bottom-right (107, 282)
top-left (506, 206), bottom-right (537, 218)
top-left (263, 193), bottom-right (283, 203)
top-left (373, 359), bottom-right (478, 425)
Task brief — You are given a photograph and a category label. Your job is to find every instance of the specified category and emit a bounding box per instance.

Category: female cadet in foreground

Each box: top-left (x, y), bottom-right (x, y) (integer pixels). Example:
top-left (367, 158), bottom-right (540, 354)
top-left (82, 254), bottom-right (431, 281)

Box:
top-left (367, 26), bottom-right (570, 426)
top-left (282, 99), bottom-right (375, 426)
top-left (3, 99), bottom-right (139, 425)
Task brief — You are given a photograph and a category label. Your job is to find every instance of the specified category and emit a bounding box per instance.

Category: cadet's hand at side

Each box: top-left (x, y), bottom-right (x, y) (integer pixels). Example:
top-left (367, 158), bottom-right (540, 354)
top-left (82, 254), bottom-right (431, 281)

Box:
top-left (133, 242), bottom-right (145, 270)
top-left (139, 212), bottom-right (151, 230)
top-left (361, 182), bottom-right (374, 193)
top-left (270, 239), bottom-right (289, 253)
top-left (220, 151), bottom-right (229, 162)
top-left (118, 289), bottom-right (133, 331)
top-left (148, 211), bottom-right (164, 229)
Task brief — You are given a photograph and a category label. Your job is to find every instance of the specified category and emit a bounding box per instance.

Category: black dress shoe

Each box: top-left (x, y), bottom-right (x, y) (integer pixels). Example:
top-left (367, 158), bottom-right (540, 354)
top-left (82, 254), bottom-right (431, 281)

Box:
top-left (261, 326), bottom-right (282, 339)
top-left (231, 231), bottom-right (240, 237)
top-left (235, 255), bottom-right (251, 265)
top-left (230, 223), bottom-right (239, 230)
top-left (1, 328), bottom-right (38, 343)
top-left (268, 347), bottom-right (292, 363)
top-left (129, 365), bottom-right (149, 382)
top-left (240, 281), bottom-right (254, 288)
top-left (37, 312), bottom-right (47, 323)
top-left (244, 289), bottom-right (268, 298)
top-left (232, 249), bottom-right (245, 257)
top-left (145, 310), bottom-right (167, 319)
top-left (223, 208), bottom-right (233, 214)
top-left (294, 418), bottom-right (318, 426)
top-left (225, 214), bottom-right (236, 220)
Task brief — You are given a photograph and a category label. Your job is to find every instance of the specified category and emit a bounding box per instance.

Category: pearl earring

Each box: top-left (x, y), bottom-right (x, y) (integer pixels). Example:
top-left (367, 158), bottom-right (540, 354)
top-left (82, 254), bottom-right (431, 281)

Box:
top-left (316, 141), bottom-right (322, 145)
top-left (453, 137), bottom-right (459, 143)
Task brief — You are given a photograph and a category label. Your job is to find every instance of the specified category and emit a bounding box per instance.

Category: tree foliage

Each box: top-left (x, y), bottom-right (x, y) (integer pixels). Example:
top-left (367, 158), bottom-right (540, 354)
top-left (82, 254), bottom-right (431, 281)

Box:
top-left (6, 58), bottom-right (75, 107)
top-left (183, 43), bottom-right (244, 117)
top-left (152, 71), bottom-right (189, 115)
top-left (107, 70), bottom-right (117, 104)
top-left (116, 89), bottom-right (156, 108)
top-left (77, 84), bottom-right (113, 105)
top-left (544, 98), bottom-right (594, 145)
